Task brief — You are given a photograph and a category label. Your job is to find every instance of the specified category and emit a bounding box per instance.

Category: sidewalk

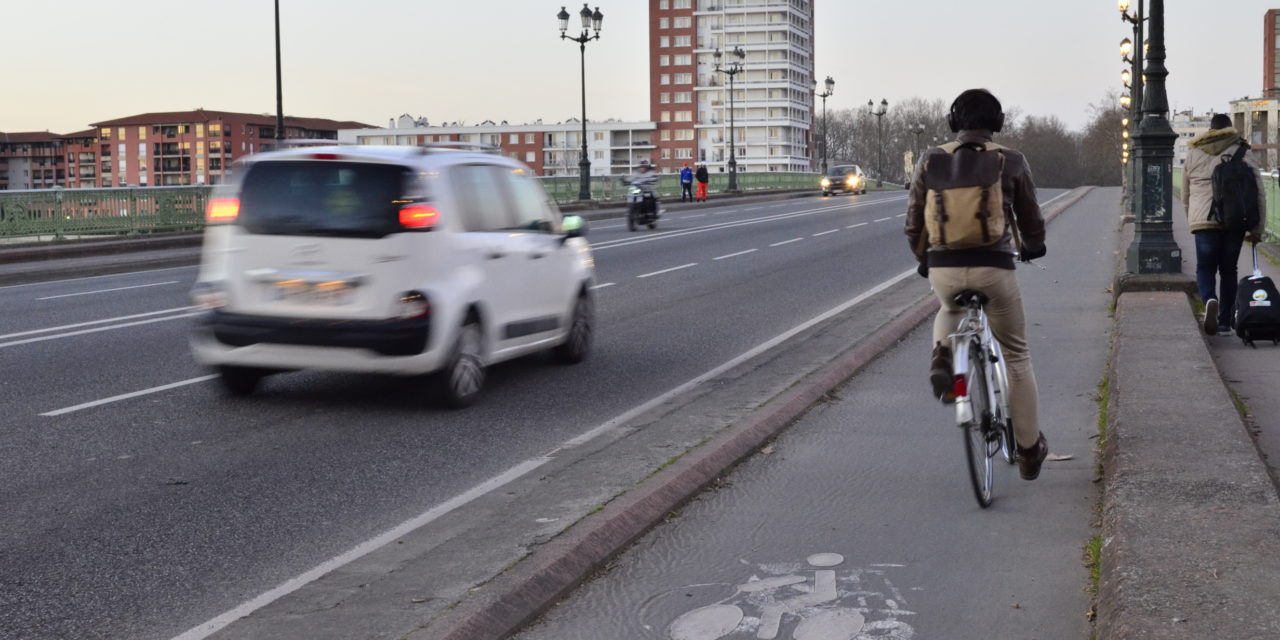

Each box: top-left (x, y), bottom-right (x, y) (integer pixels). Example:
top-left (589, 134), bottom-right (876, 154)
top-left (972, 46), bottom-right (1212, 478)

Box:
top-left (1099, 193), bottom-right (1280, 638)
top-left (0, 190), bottom-right (820, 287)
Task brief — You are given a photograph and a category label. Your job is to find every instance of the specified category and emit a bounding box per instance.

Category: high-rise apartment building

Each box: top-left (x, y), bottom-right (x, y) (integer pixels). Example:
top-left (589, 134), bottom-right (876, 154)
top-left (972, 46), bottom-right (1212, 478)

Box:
top-left (651, 0), bottom-right (815, 174)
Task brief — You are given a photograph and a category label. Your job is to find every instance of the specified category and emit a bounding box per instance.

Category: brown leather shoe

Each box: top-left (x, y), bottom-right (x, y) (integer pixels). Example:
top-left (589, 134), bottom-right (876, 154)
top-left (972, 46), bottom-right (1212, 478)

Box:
top-left (929, 342), bottom-right (955, 404)
top-left (1017, 434), bottom-right (1049, 481)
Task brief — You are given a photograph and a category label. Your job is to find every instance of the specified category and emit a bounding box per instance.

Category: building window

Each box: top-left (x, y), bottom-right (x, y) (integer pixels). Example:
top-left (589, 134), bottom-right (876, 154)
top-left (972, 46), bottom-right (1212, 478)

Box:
top-left (674, 16), bottom-right (691, 28)
top-left (661, 111), bottom-right (672, 122)
top-left (659, 17), bottom-right (669, 28)
top-left (674, 54), bottom-right (691, 66)
top-left (593, 131), bottom-right (604, 141)
top-left (676, 73), bottom-right (693, 85)
top-left (675, 92), bottom-right (692, 103)
top-left (117, 127), bottom-right (125, 139)
top-left (660, 36), bottom-right (670, 48)
top-left (661, 92), bottom-right (671, 104)
top-left (660, 74), bottom-right (671, 85)
top-left (209, 124), bottom-right (222, 137)
top-left (137, 126), bottom-right (146, 139)
top-left (510, 133), bottom-right (519, 144)
top-left (196, 124), bottom-right (204, 138)
top-left (526, 151), bottom-right (536, 162)
top-left (661, 130), bottom-right (672, 141)
top-left (100, 127), bottom-right (112, 140)
top-left (661, 148), bottom-right (672, 159)
top-left (674, 0), bottom-right (690, 7)
top-left (676, 111), bottom-right (693, 122)
top-left (659, 55), bottom-right (670, 66)
top-left (659, 0), bottom-right (668, 8)
top-left (676, 148), bottom-right (693, 159)
top-left (674, 35), bottom-right (691, 47)
top-left (525, 133), bottom-right (535, 144)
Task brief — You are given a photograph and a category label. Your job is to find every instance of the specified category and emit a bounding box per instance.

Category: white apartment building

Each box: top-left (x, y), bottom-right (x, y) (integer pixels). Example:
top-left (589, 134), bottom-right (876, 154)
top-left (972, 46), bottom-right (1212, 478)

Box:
top-left (338, 119), bottom-right (657, 177)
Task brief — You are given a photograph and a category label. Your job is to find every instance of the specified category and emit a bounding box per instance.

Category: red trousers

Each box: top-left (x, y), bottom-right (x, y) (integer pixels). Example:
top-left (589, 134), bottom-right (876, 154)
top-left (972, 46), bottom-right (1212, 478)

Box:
top-left (696, 182), bottom-right (708, 200)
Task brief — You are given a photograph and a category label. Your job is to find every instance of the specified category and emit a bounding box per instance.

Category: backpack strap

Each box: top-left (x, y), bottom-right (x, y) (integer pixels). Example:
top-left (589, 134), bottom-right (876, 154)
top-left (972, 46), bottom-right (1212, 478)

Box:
top-left (1232, 144), bottom-right (1249, 162)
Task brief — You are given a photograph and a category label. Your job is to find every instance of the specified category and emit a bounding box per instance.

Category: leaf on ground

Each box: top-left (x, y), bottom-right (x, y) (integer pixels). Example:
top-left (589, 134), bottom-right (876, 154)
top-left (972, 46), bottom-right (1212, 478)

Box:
top-left (760, 445), bottom-right (775, 455)
top-left (1046, 453), bottom-right (1074, 461)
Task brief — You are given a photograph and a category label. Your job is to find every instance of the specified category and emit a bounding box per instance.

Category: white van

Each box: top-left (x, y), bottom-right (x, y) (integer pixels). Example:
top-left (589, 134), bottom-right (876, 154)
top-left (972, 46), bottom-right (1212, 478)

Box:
top-left (189, 145), bottom-right (594, 407)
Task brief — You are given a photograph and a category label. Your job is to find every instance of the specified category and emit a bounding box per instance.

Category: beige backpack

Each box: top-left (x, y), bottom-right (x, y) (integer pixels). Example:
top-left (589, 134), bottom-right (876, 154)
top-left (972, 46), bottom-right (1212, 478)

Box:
top-left (923, 141), bottom-right (1015, 250)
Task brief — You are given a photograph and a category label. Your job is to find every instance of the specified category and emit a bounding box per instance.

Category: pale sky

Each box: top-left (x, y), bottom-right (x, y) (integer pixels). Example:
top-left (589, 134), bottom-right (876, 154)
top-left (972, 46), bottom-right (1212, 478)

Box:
top-left (5, 1), bottom-right (1274, 134)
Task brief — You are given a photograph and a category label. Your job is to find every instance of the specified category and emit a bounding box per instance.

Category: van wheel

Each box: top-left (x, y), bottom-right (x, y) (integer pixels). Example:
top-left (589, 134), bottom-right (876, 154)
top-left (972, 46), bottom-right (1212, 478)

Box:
top-left (434, 320), bottom-right (485, 408)
top-left (552, 293), bottom-right (593, 364)
top-left (219, 365), bottom-right (265, 396)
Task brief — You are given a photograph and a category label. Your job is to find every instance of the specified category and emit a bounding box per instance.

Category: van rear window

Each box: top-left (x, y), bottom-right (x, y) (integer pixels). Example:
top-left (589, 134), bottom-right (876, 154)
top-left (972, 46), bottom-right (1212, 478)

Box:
top-left (238, 161), bottom-right (410, 238)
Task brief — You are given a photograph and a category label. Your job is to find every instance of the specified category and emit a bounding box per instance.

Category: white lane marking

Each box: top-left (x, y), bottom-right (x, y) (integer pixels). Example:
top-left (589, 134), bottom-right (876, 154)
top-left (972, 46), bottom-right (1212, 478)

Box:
top-left (770, 238), bottom-right (804, 247)
top-left (590, 196), bottom-right (907, 252)
top-left (596, 224), bottom-right (625, 230)
top-left (874, 217), bottom-right (892, 222)
top-left (812, 229), bottom-right (840, 237)
top-left (684, 214), bottom-right (706, 219)
top-left (896, 213), bottom-right (906, 217)
top-left (170, 456), bottom-right (550, 640)
top-left (42, 375), bottom-right (218, 417)
top-left (589, 282), bottom-right (616, 290)
top-left (170, 268), bottom-right (918, 639)
top-left (637, 263), bottom-right (698, 279)
top-left (847, 223), bottom-right (868, 229)
top-left (0, 312), bottom-right (202, 349)
top-left (0, 264), bottom-right (196, 290)
top-left (0, 306), bottom-right (198, 340)
top-left (714, 249), bottom-right (758, 261)
top-left (36, 280), bottom-right (178, 300)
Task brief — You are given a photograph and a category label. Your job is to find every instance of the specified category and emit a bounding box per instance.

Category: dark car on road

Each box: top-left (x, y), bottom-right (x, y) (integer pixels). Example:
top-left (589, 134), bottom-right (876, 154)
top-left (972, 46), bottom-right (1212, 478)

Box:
top-left (820, 164), bottom-right (868, 196)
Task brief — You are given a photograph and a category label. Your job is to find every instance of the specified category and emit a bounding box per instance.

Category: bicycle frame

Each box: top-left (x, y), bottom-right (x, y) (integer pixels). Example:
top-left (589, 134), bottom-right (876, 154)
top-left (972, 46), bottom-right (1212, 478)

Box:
top-left (949, 302), bottom-right (1012, 445)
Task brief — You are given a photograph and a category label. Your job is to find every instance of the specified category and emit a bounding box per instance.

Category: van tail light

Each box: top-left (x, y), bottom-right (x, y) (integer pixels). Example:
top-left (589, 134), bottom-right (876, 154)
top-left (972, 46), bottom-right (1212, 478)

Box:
top-left (394, 291), bottom-right (431, 319)
top-left (399, 204), bottom-right (439, 229)
top-left (206, 197), bottom-right (240, 223)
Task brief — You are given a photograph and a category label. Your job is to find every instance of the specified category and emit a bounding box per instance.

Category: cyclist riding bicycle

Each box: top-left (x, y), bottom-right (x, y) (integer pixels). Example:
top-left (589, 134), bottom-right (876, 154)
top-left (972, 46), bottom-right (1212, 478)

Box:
top-left (903, 88), bottom-right (1049, 481)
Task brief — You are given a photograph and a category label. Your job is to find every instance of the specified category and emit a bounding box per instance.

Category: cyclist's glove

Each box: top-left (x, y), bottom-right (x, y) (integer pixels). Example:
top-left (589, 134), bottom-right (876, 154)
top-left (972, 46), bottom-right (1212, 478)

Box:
top-left (1019, 243), bottom-right (1047, 262)
top-left (916, 261), bottom-right (929, 278)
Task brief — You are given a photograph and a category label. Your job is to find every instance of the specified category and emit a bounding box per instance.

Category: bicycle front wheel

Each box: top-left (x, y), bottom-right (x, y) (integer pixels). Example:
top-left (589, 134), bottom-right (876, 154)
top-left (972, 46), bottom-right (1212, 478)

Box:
top-left (962, 341), bottom-right (994, 508)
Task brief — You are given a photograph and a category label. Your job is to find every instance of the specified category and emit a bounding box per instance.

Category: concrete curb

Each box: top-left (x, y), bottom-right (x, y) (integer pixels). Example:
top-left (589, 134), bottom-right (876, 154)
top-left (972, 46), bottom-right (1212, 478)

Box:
top-left (413, 185), bottom-right (1094, 639)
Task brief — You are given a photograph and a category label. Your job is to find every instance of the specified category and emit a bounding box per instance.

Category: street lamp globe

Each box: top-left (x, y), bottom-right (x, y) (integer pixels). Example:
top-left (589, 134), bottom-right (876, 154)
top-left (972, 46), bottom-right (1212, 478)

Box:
top-left (1121, 69), bottom-right (1132, 86)
top-left (1118, 0), bottom-right (1131, 13)
top-left (578, 3), bottom-right (592, 29)
top-left (1120, 38), bottom-right (1133, 59)
top-left (591, 6), bottom-right (603, 32)
top-left (824, 76), bottom-right (834, 94)
top-left (557, 6), bottom-right (570, 33)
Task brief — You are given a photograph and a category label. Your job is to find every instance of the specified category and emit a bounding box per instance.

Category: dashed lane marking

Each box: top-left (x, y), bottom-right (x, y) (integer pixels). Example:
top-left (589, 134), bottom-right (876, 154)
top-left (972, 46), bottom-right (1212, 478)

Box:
top-left (36, 280), bottom-right (179, 300)
top-left (637, 263), bottom-right (698, 279)
top-left (714, 249), bottom-right (758, 261)
top-left (770, 238), bottom-right (804, 247)
top-left (812, 229), bottom-right (839, 237)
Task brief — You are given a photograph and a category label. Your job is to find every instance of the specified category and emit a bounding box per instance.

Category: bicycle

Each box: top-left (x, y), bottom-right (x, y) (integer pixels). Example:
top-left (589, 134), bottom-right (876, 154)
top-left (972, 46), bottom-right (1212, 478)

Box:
top-left (946, 289), bottom-right (1017, 508)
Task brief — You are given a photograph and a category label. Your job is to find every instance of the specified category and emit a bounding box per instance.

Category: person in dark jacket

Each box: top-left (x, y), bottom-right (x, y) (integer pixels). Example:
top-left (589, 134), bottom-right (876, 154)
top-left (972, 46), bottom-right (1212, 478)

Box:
top-left (680, 163), bottom-right (694, 202)
top-left (903, 88), bottom-right (1050, 481)
top-left (695, 163), bottom-right (710, 202)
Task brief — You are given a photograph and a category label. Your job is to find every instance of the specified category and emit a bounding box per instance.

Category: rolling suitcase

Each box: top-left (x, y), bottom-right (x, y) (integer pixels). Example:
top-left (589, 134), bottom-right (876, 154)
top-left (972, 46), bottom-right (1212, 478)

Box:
top-left (1233, 243), bottom-right (1280, 347)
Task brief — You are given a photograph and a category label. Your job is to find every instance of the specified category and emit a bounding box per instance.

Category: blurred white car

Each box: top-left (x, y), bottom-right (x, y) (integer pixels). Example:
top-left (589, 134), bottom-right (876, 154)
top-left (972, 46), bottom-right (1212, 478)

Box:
top-left (189, 144), bottom-right (594, 407)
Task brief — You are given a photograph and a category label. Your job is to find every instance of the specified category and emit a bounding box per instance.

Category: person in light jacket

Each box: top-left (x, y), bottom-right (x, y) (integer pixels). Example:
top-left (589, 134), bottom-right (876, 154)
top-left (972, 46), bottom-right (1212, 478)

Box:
top-left (1182, 113), bottom-right (1267, 336)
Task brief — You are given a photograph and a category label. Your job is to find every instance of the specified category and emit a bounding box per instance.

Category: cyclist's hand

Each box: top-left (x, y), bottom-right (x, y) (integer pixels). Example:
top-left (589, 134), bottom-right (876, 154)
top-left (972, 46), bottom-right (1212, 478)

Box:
top-left (1019, 243), bottom-right (1046, 262)
top-left (916, 262), bottom-right (929, 278)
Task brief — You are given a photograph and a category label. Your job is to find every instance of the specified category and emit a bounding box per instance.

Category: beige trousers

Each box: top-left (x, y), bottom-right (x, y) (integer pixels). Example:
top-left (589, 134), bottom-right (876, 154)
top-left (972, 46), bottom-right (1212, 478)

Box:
top-left (929, 266), bottom-right (1041, 448)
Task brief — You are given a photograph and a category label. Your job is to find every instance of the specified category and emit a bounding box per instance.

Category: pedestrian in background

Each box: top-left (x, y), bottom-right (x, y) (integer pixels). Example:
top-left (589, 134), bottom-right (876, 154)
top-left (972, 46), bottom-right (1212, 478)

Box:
top-left (680, 163), bottom-right (694, 202)
top-left (1182, 113), bottom-right (1267, 336)
top-left (695, 162), bottom-right (710, 202)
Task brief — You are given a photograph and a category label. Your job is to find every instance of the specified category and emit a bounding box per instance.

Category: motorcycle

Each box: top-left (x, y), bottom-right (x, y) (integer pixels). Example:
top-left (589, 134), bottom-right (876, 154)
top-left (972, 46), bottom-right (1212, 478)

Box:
top-left (622, 179), bottom-right (660, 232)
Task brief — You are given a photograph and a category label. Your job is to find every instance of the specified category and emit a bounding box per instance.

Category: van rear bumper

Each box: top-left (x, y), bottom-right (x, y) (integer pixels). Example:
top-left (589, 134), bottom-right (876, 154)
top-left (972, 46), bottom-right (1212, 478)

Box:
top-left (197, 310), bottom-right (431, 357)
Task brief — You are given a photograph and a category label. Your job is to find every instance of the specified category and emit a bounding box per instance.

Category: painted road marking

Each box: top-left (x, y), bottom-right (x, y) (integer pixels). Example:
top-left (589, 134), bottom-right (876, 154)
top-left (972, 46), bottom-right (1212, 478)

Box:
top-left (0, 264), bottom-right (196, 291)
top-left (813, 229), bottom-right (840, 237)
top-left (0, 311), bottom-right (202, 349)
top-left (0, 306), bottom-right (198, 340)
top-left (847, 222), bottom-right (868, 229)
top-left (42, 375), bottom-right (218, 416)
top-left (769, 238), bottom-right (804, 247)
top-left (714, 249), bottom-right (758, 261)
top-left (875, 217), bottom-right (892, 222)
top-left (169, 268), bottom-right (918, 639)
top-left (684, 213), bottom-right (706, 218)
top-left (896, 213), bottom-right (906, 217)
top-left (637, 263), bottom-right (698, 279)
top-left (589, 282), bottom-right (616, 290)
top-left (36, 280), bottom-right (179, 300)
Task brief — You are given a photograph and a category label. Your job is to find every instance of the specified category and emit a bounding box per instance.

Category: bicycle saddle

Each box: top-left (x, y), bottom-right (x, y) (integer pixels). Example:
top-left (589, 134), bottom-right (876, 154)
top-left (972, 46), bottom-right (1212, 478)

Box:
top-left (953, 289), bottom-right (989, 307)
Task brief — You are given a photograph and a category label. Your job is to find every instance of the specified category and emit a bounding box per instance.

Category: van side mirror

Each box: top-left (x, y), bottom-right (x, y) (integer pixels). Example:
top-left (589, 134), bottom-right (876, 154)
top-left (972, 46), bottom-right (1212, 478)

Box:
top-left (562, 215), bottom-right (587, 239)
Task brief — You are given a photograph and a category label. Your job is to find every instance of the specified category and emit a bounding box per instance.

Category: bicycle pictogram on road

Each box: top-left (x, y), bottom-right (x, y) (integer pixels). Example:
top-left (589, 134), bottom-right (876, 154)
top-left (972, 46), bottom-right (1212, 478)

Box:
top-left (667, 552), bottom-right (916, 640)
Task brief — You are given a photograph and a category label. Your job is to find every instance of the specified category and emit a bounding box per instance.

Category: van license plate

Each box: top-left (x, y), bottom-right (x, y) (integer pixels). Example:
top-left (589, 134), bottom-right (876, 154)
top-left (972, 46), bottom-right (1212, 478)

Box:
top-left (271, 281), bottom-right (355, 306)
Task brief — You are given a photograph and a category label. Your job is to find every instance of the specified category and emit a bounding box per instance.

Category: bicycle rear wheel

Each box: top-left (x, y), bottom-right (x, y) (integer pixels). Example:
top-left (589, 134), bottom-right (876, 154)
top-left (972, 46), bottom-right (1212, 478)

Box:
top-left (962, 341), bottom-right (994, 508)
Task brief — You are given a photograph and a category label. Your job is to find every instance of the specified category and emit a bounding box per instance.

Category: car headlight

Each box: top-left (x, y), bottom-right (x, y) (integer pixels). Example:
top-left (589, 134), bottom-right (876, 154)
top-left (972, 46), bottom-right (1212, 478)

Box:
top-left (820, 178), bottom-right (831, 187)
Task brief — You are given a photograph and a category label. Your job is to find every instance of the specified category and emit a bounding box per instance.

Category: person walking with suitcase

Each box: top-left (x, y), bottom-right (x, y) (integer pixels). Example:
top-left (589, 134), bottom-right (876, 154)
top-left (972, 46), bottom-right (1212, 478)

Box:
top-left (1181, 113), bottom-right (1267, 336)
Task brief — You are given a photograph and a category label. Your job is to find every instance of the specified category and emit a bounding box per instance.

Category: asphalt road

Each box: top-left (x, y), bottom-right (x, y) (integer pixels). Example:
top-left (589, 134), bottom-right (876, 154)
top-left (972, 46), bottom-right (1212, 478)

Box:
top-left (0, 188), bottom-right (1063, 639)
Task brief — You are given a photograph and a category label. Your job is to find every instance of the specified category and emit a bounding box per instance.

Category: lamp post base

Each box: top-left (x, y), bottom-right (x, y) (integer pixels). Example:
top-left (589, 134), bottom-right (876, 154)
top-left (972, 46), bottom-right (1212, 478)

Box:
top-left (577, 158), bottom-right (592, 202)
top-left (1125, 232), bottom-right (1182, 274)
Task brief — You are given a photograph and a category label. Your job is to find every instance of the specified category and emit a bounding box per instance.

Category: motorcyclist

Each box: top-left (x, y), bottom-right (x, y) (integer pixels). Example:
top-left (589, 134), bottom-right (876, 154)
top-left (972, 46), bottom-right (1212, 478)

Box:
top-left (625, 159), bottom-right (660, 219)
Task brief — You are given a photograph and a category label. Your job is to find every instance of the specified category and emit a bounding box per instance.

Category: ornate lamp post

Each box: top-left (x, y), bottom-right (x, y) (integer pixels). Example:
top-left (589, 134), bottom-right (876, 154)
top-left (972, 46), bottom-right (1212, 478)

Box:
top-left (867, 98), bottom-right (889, 187)
top-left (1125, 0), bottom-right (1180, 274)
top-left (1120, 0), bottom-right (1146, 214)
top-left (274, 0), bottom-right (284, 144)
top-left (814, 76), bottom-right (834, 173)
top-left (558, 4), bottom-right (604, 201)
top-left (715, 46), bottom-right (747, 192)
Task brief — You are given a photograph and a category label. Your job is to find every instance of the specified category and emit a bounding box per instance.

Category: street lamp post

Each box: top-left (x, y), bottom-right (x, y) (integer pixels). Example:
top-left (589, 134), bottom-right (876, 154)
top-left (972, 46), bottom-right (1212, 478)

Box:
top-left (815, 76), bottom-right (834, 173)
top-left (715, 46), bottom-right (747, 192)
top-left (558, 4), bottom-right (604, 202)
top-left (913, 123), bottom-right (925, 157)
top-left (1125, 0), bottom-right (1180, 274)
top-left (1120, 0), bottom-right (1145, 215)
top-left (274, 0), bottom-right (284, 144)
top-left (868, 98), bottom-right (888, 187)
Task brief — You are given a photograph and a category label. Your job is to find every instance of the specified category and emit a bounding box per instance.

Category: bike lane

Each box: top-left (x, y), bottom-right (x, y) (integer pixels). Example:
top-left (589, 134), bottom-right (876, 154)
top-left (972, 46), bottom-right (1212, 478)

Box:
top-left (515, 189), bottom-right (1118, 640)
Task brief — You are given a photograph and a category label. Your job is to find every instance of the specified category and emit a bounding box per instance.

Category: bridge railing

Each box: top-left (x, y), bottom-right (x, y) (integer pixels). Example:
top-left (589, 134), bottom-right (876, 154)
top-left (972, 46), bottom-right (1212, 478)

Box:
top-left (0, 172), bottom-right (821, 240)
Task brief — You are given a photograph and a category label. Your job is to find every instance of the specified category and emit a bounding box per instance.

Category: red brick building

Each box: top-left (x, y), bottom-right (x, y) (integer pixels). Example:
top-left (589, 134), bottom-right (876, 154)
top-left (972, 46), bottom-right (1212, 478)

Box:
top-left (1, 110), bottom-right (371, 190)
top-left (1266, 9), bottom-right (1280, 99)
